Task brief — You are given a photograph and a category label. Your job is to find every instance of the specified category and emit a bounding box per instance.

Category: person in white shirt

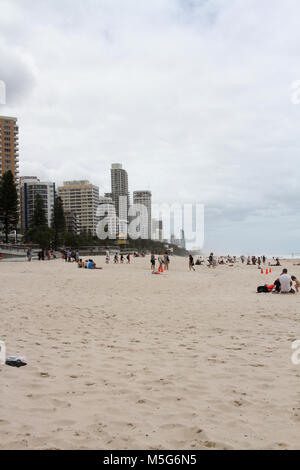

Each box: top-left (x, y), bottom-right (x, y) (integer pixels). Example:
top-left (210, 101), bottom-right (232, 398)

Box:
top-left (279, 269), bottom-right (294, 294)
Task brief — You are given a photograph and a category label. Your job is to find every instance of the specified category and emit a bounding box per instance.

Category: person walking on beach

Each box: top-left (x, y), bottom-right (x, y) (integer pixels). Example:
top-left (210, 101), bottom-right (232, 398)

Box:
top-left (127, 253), bottom-right (131, 264)
top-left (164, 252), bottom-right (170, 271)
top-left (151, 253), bottom-right (156, 270)
top-left (27, 249), bottom-right (32, 262)
top-left (189, 254), bottom-right (195, 271)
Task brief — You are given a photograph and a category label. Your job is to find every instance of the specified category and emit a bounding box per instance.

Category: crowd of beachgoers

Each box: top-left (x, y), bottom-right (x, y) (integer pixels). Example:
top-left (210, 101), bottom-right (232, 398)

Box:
top-left (35, 249), bottom-right (298, 295)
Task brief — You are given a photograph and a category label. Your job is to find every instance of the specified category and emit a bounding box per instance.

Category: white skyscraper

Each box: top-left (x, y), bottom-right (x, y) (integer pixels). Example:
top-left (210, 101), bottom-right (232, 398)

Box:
top-left (111, 164), bottom-right (129, 234)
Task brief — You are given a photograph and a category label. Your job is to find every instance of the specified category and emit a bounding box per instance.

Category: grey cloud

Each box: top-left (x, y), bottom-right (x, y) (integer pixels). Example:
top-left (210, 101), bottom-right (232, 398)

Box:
top-left (0, 46), bottom-right (35, 105)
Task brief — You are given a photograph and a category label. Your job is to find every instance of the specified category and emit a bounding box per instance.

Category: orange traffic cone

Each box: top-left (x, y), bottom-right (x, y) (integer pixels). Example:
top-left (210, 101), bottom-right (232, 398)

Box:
top-left (266, 269), bottom-right (269, 275)
top-left (261, 268), bottom-right (263, 274)
top-left (269, 267), bottom-right (272, 273)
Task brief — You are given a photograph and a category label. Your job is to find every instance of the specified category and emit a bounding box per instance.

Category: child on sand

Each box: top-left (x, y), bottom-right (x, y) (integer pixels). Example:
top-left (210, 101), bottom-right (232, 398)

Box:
top-left (291, 276), bottom-right (300, 293)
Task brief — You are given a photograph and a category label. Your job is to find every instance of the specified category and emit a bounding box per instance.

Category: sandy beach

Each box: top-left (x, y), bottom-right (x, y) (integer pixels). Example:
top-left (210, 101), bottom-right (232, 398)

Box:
top-left (0, 256), bottom-right (300, 450)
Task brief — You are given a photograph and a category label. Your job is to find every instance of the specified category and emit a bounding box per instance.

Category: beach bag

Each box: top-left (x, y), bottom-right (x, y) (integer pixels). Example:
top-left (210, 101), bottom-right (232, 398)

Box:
top-left (257, 285), bottom-right (269, 293)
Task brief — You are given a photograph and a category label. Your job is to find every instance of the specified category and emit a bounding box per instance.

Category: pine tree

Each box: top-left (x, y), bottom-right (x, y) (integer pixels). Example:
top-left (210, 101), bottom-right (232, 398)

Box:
top-left (32, 193), bottom-right (47, 228)
top-left (25, 193), bottom-right (53, 248)
top-left (0, 170), bottom-right (19, 243)
top-left (52, 196), bottom-right (66, 249)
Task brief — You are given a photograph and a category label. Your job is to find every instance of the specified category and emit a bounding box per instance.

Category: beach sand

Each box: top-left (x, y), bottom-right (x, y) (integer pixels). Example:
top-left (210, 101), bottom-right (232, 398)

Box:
top-left (0, 256), bottom-right (300, 450)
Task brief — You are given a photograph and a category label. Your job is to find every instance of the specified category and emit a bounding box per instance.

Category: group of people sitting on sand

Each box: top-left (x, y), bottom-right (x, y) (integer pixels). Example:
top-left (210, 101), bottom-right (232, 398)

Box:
top-left (190, 254), bottom-right (283, 269)
top-left (189, 253), bottom-right (236, 270)
top-left (258, 268), bottom-right (299, 294)
top-left (77, 258), bottom-right (102, 270)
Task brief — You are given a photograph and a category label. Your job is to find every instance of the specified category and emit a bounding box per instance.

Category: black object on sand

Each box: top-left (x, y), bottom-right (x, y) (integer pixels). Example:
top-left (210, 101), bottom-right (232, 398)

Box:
top-left (5, 357), bottom-right (27, 368)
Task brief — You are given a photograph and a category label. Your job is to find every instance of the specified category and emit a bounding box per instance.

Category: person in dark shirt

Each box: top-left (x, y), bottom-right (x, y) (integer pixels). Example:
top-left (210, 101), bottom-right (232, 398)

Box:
top-left (189, 255), bottom-right (195, 271)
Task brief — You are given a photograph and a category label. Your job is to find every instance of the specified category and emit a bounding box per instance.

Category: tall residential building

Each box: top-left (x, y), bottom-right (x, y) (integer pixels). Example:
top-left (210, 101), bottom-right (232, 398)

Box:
top-left (0, 116), bottom-right (19, 180)
top-left (19, 177), bottom-right (55, 233)
top-left (58, 180), bottom-right (100, 235)
top-left (133, 190), bottom-right (152, 239)
top-left (111, 164), bottom-right (129, 234)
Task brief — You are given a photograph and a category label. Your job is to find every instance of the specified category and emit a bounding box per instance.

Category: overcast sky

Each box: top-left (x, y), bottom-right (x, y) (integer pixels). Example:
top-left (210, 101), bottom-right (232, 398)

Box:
top-left (1, 0), bottom-right (300, 254)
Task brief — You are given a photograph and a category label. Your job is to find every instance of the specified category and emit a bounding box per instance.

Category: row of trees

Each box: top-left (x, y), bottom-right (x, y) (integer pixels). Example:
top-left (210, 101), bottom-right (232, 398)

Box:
top-left (0, 171), bottom-right (109, 248)
top-left (0, 170), bottom-right (67, 247)
top-left (0, 170), bottom-right (185, 254)
top-left (24, 194), bottom-right (100, 249)
top-left (24, 193), bottom-right (65, 248)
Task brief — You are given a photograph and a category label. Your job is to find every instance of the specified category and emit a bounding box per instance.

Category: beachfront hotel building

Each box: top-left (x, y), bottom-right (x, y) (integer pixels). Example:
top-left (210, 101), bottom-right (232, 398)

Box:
top-left (19, 177), bottom-right (55, 233)
top-left (133, 190), bottom-right (152, 239)
top-left (0, 116), bottom-right (19, 180)
top-left (111, 164), bottom-right (129, 234)
top-left (58, 180), bottom-right (100, 235)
